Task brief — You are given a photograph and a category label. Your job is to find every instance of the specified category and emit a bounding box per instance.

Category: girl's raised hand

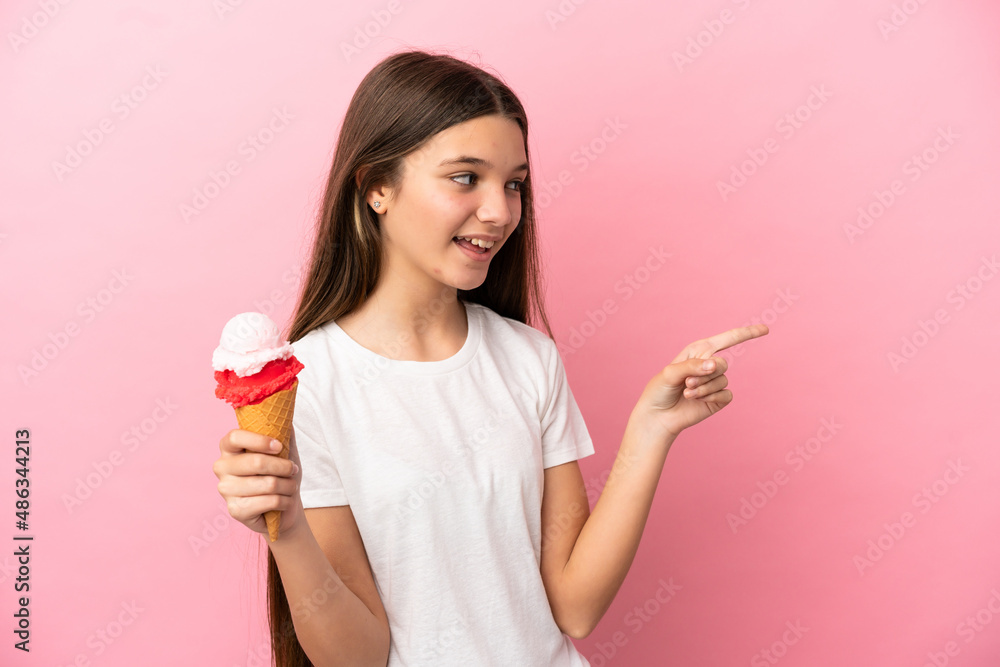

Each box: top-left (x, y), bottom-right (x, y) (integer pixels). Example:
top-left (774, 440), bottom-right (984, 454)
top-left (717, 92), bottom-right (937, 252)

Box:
top-left (633, 324), bottom-right (769, 441)
top-left (212, 429), bottom-right (305, 539)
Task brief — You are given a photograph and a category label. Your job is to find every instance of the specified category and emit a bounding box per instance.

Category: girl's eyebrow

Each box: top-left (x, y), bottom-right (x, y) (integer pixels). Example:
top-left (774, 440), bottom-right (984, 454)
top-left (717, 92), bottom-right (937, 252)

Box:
top-left (438, 155), bottom-right (529, 173)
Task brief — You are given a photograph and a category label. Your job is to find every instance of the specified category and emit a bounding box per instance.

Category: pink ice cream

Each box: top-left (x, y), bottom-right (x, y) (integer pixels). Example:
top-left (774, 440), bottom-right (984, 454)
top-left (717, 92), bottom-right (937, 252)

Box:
top-left (212, 312), bottom-right (304, 408)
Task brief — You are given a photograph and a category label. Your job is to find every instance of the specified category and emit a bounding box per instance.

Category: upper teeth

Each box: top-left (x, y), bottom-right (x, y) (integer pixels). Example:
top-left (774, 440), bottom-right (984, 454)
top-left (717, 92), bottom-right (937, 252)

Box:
top-left (458, 236), bottom-right (495, 248)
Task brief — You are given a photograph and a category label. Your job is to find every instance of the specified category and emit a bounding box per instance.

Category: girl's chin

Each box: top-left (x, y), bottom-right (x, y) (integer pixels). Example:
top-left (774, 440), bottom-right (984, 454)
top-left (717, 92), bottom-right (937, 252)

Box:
top-left (445, 270), bottom-right (488, 292)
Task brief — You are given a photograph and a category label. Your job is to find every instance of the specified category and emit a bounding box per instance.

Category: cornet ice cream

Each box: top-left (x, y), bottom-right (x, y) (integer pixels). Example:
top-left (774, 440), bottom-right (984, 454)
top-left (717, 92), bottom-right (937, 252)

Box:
top-left (212, 312), bottom-right (304, 542)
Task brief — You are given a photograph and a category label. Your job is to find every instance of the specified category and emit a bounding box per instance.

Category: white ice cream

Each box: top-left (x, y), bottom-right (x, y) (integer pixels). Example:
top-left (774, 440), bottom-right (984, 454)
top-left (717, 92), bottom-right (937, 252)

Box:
top-left (212, 312), bottom-right (294, 377)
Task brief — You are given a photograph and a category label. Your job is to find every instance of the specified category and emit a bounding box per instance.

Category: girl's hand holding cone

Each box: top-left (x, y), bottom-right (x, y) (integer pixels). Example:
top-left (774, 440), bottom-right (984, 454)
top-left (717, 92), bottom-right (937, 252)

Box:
top-left (213, 428), bottom-right (305, 541)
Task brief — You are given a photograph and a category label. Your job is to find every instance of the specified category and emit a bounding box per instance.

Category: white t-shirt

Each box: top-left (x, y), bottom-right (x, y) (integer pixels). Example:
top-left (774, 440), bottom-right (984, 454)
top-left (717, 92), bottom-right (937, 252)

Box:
top-left (292, 299), bottom-right (595, 666)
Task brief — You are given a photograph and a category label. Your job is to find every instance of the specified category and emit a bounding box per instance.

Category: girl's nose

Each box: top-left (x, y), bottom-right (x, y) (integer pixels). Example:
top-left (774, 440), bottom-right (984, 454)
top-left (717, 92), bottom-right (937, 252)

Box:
top-left (477, 186), bottom-right (516, 226)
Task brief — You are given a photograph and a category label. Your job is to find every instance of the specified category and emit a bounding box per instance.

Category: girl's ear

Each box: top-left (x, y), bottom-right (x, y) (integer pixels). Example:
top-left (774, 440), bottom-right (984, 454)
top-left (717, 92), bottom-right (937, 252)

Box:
top-left (355, 165), bottom-right (392, 209)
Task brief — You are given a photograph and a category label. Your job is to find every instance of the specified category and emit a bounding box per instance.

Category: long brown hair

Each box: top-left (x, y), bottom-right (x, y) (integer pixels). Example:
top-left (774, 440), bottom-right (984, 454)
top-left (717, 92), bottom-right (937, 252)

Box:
top-left (267, 48), bottom-right (554, 666)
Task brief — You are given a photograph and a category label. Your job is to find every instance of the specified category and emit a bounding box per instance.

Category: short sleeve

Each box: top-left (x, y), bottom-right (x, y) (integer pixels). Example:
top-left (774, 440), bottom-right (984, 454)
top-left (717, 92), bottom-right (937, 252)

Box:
top-left (539, 339), bottom-right (595, 469)
top-left (293, 384), bottom-right (349, 508)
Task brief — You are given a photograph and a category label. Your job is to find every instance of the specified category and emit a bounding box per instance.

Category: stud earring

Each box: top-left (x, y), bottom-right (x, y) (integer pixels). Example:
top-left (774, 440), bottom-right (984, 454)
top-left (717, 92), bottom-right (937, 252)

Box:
top-left (373, 201), bottom-right (381, 209)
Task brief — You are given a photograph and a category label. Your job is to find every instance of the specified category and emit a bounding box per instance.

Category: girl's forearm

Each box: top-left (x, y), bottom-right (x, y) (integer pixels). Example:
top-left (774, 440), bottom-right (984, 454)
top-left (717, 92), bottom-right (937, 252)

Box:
top-left (268, 521), bottom-right (390, 667)
top-left (560, 410), bottom-right (677, 637)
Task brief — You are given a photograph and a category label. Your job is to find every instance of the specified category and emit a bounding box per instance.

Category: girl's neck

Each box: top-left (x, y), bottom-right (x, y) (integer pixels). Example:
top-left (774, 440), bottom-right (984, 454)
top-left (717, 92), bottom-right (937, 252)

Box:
top-left (335, 286), bottom-right (469, 363)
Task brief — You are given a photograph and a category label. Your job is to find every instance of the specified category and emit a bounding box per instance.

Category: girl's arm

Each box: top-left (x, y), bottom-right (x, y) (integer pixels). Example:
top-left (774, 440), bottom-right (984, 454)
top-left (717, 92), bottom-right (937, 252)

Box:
top-left (542, 415), bottom-right (676, 639)
top-left (545, 325), bottom-right (768, 637)
top-left (268, 513), bottom-right (391, 667)
top-left (214, 429), bottom-right (390, 667)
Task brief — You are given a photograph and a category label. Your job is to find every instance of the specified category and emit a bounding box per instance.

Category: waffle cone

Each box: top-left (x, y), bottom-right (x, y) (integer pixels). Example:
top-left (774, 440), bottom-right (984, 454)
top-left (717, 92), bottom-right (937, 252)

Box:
top-left (234, 379), bottom-right (298, 542)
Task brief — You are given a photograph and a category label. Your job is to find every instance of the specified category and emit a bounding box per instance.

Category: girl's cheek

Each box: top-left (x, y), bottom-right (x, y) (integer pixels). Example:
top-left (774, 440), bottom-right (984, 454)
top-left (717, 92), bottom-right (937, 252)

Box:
top-left (424, 188), bottom-right (462, 212)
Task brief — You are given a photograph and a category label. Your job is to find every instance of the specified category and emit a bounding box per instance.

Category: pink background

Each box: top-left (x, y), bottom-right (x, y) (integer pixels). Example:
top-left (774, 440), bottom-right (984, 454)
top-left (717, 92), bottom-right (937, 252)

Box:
top-left (4, 1), bottom-right (1000, 665)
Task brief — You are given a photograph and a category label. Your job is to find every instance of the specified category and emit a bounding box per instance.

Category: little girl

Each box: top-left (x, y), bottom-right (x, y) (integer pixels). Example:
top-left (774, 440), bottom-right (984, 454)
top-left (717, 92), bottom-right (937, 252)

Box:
top-left (212, 49), bottom-right (768, 666)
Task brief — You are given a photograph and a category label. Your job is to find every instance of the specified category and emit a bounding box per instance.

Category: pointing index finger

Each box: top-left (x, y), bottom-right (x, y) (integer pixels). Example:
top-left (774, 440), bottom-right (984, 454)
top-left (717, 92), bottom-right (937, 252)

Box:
top-left (703, 324), bottom-right (769, 355)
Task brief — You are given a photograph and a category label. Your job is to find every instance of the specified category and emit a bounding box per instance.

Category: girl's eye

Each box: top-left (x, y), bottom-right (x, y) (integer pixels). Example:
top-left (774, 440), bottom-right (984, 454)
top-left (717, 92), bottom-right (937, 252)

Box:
top-left (451, 174), bottom-right (524, 192)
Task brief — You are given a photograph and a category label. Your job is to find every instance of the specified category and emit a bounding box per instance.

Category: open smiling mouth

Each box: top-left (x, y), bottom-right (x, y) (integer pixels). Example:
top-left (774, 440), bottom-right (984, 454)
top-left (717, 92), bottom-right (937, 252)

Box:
top-left (452, 236), bottom-right (495, 257)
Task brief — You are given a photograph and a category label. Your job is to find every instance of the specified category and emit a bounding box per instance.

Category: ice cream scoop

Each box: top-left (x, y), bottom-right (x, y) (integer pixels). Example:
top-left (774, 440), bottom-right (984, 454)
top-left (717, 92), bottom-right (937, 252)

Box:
top-left (212, 311), bottom-right (296, 377)
top-left (214, 356), bottom-right (304, 407)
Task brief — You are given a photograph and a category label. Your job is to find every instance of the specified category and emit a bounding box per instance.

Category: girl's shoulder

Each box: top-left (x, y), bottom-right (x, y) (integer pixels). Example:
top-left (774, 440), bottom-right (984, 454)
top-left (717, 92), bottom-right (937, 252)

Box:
top-left (291, 321), bottom-right (336, 355)
top-left (287, 321), bottom-right (341, 379)
top-left (470, 301), bottom-right (558, 363)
